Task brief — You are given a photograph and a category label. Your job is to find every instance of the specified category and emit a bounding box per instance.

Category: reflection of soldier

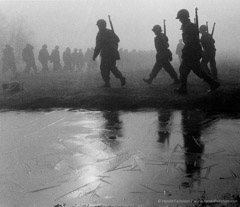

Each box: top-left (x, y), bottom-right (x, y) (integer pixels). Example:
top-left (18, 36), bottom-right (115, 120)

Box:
top-left (143, 25), bottom-right (179, 85)
top-left (38, 44), bottom-right (50, 73)
top-left (93, 19), bottom-right (126, 88)
top-left (158, 110), bottom-right (172, 146)
top-left (2, 44), bottom-right (17, 76)
top-left (174, 9), bottom-right (220, 95)
top-left (50, 46), bottom-right (62, 72)
top-left (63, 47), bottom-right (73, 71)
top-left (199, 25), bottom-right (218, 80)
top-left (176, 39), bottom-right (184, 64)
top-left (22, 44), bottom-right (37, 74)
top-left (182, 110), bottom-right (204, 182)
top-left (101, 111), bottom-right (122, 151)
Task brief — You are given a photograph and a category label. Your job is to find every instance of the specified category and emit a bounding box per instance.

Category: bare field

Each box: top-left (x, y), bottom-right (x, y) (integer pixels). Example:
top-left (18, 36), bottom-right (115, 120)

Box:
top-left (1, 66), bottom-right (240, 112)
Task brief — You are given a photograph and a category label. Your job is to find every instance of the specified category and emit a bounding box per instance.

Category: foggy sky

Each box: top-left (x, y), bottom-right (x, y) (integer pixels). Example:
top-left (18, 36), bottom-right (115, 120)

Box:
top-left (0, 0), bottom-right (240, 59)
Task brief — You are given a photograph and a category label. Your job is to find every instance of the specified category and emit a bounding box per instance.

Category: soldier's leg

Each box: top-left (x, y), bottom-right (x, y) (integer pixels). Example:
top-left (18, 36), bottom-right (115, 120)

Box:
top-left (209, 54), bottom-right (218, 80)
top-left (100, 58), bottom-right (111, 87)
top-left (201, 55), bottom-right (211, 76)
top-left (32, 62), bottom-right (38, 74)
top-left (163, 60), bottom-right (179, 84)
top-left (143, 57), bottom-right (163, 85)
top-left (192, 61), bottom-right (220, 92)
top-left (109, 59), bottom-right (126, 86)
top-left (24, 62), bottom-right (31, 74)
top-left (149, 58), bottom-right (163, 80)
top-left (175, 59), bottom-right (191, 94)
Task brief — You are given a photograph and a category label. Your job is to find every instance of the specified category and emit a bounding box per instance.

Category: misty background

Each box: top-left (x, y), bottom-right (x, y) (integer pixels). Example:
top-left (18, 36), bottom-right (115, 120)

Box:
top-left (0, 0), bottom-right (239, 65)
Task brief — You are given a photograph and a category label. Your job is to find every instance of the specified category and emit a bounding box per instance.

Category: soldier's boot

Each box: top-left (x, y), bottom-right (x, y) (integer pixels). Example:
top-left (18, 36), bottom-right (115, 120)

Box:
top-left (143, 78), bottom-right (152, 85)
top-left (207, 81), bottom-right (220, 93)
top-left (120, 77), bottom-right (126, 87)
top-left (99, 82), bottom-right (111, 88)
top-left (171, 78), bottom-right (180, 85)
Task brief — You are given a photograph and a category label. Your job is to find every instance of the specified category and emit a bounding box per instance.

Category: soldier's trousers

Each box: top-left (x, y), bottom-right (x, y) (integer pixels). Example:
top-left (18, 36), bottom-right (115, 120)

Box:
top-left (149, 57), bottom-right (178, 80)
top-left (100, 58), bottom-right (123, 83)
top-left (53, 62), bottom-right (62, 72)
top-left (179, 59), bottom-right (217, 91)
top-left (201, 52), bottom-right (218, 80)
top-left (41, 62), bottom-right (49, 73)
top-left (24, 62), bottom-right (37, 74)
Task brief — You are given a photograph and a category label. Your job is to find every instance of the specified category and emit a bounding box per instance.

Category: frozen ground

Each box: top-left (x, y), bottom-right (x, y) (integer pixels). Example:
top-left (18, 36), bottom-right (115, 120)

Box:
top-left (0, 109), bottom-right (240, 207)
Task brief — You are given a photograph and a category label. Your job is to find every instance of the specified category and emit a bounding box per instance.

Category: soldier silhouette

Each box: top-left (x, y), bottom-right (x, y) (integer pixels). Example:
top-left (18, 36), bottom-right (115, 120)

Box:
top-left (199, 25), bottom-right (218, 80)
top-left (93, 19), bottom-right (126, 88)
top-left (143, 25), bottom-right (180, 85)
top-left (174, 9), bottom-right (220, 95)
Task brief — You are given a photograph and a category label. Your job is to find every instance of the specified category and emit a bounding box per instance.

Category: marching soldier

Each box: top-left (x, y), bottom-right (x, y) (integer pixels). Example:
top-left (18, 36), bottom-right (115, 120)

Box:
top-left (2, 44), bottom-right (17, 76)
top-left (199, 25), bottom-right (218, 80)
top-left (22, 43), bottom-right (37, 74)
top-left (143, 25), bottom-right (180, 85)
top-left (63, 47), bottom-right (73, 72)
top-left (72, 48), bottom-right (80, 71)
top-left (93, 19), bottom-right (126, 88)
top-left (50, 46), bottom-right (62, 72)
top-left (174, 9), bottom-right (220, 95)
top-left (38, 44), bottom-right (51, 73)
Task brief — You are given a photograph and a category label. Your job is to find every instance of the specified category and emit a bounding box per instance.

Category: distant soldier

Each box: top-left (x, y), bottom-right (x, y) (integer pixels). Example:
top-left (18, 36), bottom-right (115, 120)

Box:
top-left (175, 39), bottom-right (184, 63)
top-left (143, 25), bottom-right (180, 85)
top-left (93, 19), bottom-right (126, 88)
top-left (85, 47), bottom-right (97, 72)
top-left (22, 43), bottom-right (37, 74)
top-left (174, 9), bottom-right (220, 95)
top-left (63, 47), bottom-right (73, 72)
top-left (78, 49), bottom-right (85, 71)
top-left (199, 25), bottom-right (218, 80)
top-left (50, 46), bottom-right (62, 72)
top-left (72, 48), bottom-right (80, 71)
top-left (2, 44), bottom-right (17, 76)
top-left (38, 44), bottom-right (51, 73)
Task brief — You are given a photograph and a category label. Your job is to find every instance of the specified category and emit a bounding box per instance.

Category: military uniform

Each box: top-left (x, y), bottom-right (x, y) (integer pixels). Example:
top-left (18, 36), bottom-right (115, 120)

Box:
top-left (144, 26), bottom-right (179, 85)
top-left (22, 44), bottom-right (37, 74)
top-left (63, 48), bottom-right (73, 71)
top-left (93, 19), bottom-right (125, 88)
top-left (38, 45), bottom-right (50, 73)
top-left (200, 32), bottom-right (218, 80)
top-left (175, 9), bottom-right (220, 95)
top-left (51, 46), bottom-right (62, 72)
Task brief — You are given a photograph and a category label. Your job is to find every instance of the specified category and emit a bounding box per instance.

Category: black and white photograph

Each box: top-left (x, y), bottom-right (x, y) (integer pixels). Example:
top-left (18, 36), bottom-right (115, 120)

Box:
top-left (0, 0), bottom-right (240, 206)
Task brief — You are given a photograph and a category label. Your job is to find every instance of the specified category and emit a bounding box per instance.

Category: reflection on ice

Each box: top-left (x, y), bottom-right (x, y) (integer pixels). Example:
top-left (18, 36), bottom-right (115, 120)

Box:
top-left (0, 109), bottom-right (240, 206)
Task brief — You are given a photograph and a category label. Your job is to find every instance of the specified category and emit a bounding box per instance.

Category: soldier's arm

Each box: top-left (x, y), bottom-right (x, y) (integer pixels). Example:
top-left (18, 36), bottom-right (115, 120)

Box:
top-left (93, 33), bottom-right (104, 60)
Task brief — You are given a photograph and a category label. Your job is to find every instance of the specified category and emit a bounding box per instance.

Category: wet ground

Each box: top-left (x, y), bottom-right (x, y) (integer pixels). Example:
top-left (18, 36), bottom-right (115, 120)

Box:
top-left (0, 109), bottom-right (240, 207)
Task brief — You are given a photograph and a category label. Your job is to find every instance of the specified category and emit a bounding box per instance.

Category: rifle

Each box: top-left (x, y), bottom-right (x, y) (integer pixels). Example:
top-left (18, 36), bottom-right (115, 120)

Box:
top-left (163, 19), bottom-right (166, 36)
top-left (195, 8), bottom-right (199, 36)
top-left (211, 22), bottom-right (216, 37)
top-left (108, 15), bottom-right (114, 33)
top-left (206, 21), bottom-right (209, 33)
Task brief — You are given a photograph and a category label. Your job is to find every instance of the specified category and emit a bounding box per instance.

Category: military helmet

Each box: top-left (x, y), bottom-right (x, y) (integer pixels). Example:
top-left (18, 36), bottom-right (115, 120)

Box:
top-left (96, 19), bottom-right (107, 28)
top-left (199, 25), bottom-right (208, 33)
top-left (152, 25), bottom-right (162, 32)
top-left (42, 44), bottom-right (47, 49)
top-left (176, 9), bottom-right (189, 19)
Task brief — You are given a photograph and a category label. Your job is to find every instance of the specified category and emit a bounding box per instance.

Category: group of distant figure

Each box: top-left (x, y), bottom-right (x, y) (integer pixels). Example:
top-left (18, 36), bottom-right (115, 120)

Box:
top-left (1, 44), bottom-right (99, 76)
top-left (1, 8), bottom-right (220, 96)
